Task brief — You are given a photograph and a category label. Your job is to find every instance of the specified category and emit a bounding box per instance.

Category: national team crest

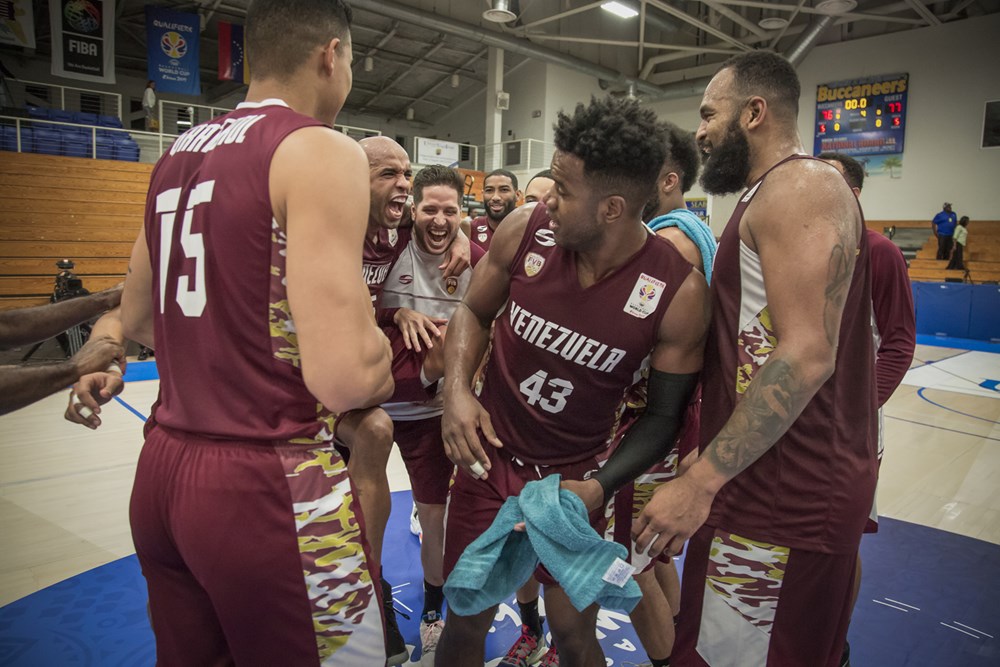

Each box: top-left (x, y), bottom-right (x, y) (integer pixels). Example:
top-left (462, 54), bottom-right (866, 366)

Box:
top-left (524, 252), bottom-right (545, 277)
top-left (478, 233), bottom-right (488, 243)
top-left (624, 273), bottom-right (666, 319)
top-left (445, 276), bottom-right (459, 294)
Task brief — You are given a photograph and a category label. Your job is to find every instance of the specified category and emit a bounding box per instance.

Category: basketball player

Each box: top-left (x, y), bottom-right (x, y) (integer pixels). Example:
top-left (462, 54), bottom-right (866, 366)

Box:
top-left (119, 2), bottom-right (394, 664)
top-left (1, 285), bottom-right (123, 416)
top-left (522, 169), bottom-right (554, 204)
top-left (820, 150), bottom-right (915, 667)
top-left (633, 52), bottom-right (876, 667)
top-left (434, 97), bottom-right (710, 667)
top-left (379, 165), bottom-right (485, 665)
top-left (468, 169), bottom-right (521, 251)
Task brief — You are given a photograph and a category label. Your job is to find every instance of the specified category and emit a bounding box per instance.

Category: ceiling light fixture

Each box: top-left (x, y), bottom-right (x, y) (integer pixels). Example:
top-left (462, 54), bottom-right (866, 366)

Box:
top-left (815, 0), bottom-right (858, 15)
top-left (483, 0), bottom-right (517, 23)
top-left (363, 56), bottom-right (374, 72)
top-left (406, 108), bottom-right (415, 121)
top-left (451, 73), bottom-right (460, 88)
top-left (758, 17), bottom-right (789, 29)
top-left (601, 1), bottom-right (639, 19)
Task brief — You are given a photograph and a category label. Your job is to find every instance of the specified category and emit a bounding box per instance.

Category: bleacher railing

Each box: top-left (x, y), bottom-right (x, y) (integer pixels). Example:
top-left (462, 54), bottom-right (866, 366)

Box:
top-left (4, 79), bottom-right (123, 121)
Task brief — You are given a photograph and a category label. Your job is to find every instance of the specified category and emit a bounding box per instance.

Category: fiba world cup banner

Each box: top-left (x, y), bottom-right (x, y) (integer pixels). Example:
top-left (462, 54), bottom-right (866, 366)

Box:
top-left (146, 6), bottom-right (200, 95)
top-left (49, 0), bottom-right (116, 83)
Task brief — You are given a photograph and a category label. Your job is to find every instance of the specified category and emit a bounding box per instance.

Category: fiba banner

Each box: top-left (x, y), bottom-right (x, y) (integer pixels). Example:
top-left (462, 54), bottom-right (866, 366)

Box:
top-left (49, 0), bottom-right (115, 84)
top-left (217, 21), bottom-right (248, 83)
top-left (146, 6), bottom-right (200, 95)
top-left (0, 0), bottom-right (36, 49)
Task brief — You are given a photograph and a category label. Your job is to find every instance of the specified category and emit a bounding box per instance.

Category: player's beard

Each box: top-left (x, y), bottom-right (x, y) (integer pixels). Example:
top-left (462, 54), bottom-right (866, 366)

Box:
top-left (700, 117), bottom-right (752, 196)
top-left (485, 198), bottom-right (516, 223)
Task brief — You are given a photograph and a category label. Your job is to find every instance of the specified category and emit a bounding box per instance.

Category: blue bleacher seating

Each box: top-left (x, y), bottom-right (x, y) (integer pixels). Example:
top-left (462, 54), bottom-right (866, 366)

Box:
top-left (26, 106), bottom-right (50, 120)
top-left (50, 109), bottom-right (74, 124)
top-left (32, 125), bottom-right (62, 155)
top-left (74, 111), bottom-right (99, 125)
top-left (113, 138), bottom-right (140, 162)
top-left (62, 128), bottom-right (92, 158)
top-left (98, 114), bottom-right (124, 128)
top-left (95, 134), bottom-right (115, 160)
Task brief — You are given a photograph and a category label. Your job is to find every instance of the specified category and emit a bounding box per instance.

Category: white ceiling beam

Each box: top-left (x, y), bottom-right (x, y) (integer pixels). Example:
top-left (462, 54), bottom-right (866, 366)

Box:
top-left (701, 0), bottom-right (926, 24)
top-left (699, 0), bottom-right (769, 38)
top-left (518, 1), bottom-right (606, 30)
top-left (646, 0), bottom-right (753, 51)
top-left (903, 0), bottom-right (943, 24)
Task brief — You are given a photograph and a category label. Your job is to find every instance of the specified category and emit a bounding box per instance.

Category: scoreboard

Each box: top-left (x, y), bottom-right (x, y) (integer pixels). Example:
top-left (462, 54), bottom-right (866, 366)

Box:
top-left (813, 73), bottom-right (908, 157)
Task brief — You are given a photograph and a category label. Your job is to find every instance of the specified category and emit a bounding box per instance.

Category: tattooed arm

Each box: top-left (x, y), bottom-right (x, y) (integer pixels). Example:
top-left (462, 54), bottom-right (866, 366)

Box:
top-left (633, 159), bottom-right (862, 557)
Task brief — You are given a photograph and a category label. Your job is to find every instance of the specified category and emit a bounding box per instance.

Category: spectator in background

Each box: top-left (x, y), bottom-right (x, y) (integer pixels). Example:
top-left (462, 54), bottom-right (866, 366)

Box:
top-left (932, 202), bottom-right (957, 260)
top-left (948, 216), bottom-right (969, 271)
top-left (0, 285), bottom-right (124, 416)
top-left (143, 80), bottom-right (157, 131)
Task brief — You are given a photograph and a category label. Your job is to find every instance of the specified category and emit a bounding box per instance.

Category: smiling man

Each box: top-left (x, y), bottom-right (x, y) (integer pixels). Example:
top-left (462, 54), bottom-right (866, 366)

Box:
top-left (378, 164), bottom-right (484, 666)
top-left (469, 169), bottom-right (521, 251)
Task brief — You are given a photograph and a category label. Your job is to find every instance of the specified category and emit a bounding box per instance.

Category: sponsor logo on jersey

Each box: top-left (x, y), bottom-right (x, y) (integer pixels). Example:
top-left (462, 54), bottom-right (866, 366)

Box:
top-left (508, 300), bottom-right (626, 374)
top-left (398, 274), bottom-right (413, 285)
top-left (524, 252), bottom-right (545, 277)
top-left (445, 276), bottom-right (459, 294)
top-left (624, 273), bottom-right (666, 319)
top-left (534, 229), bottom-right (556, 247)
top-left (362, 262), bottom-right (392, 289)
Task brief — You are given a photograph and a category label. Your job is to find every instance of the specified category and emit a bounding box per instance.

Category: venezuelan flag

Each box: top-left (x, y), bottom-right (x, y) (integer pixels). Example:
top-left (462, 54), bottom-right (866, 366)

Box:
top-left (217, 21), bottom-right (248, 83)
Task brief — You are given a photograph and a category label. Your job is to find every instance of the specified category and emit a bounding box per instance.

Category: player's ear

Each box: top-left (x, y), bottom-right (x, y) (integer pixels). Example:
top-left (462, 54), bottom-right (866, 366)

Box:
top-left (602, 194), bottom-right (626, 223)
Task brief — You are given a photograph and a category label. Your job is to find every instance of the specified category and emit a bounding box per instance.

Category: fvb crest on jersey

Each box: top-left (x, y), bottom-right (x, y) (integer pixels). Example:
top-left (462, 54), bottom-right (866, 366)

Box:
top-left (624, 273), bottom-right (666, 319)
top-left (524, 252), bottom-right (545, 277)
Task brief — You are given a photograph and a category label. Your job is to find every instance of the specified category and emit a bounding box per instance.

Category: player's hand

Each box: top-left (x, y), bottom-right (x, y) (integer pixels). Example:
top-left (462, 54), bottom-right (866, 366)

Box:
top-left (439, 232), bottom-right (471, 279)
top-left (70, 335), bottom-right (125, 377)
top-left (632, 474), bottom-right (715, 558)
top-left (560, 478), bottom-right (604, 513)
top-left (64, 370), bottom-right (125, 429)
top-left (393, 308), bottom-right (447, 353)
top-left (442, 388), bottom-right (502, 480)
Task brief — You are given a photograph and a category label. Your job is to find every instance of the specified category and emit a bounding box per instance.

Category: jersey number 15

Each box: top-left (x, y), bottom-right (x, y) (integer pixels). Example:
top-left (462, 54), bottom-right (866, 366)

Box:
top-left (156, 181), bottom-right (215, 317)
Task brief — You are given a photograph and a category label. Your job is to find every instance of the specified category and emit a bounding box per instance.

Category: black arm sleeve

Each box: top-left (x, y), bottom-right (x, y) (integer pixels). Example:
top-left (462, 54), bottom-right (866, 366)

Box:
top-left (591, 369), bottom-right (699, 502)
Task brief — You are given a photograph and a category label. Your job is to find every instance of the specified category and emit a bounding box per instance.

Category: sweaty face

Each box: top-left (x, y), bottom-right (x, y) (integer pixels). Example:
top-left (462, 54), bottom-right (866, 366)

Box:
top-left (523, 177), bottom-right (554, 204)
top-left (699, 114), bottom-right (751, 196)
top-left (414, 185), bottom-right (461, 255)
top-left (368, 149), bottom-right (412, 230)
top-left (482, 175), bottom-right (518, 223)
top-left (544, 151), bottom-right (602, 252)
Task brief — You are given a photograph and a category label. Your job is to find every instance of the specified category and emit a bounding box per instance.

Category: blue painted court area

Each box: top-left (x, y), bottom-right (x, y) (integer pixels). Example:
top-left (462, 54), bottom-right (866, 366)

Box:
top-left (1, 492), bottom-right (997, 666)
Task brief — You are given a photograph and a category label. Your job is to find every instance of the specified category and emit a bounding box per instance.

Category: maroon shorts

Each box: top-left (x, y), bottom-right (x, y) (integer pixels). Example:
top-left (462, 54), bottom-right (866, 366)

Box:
top-left (130, 423), bottom-right (386, 666)
top-left (674, 523), bottom-right (856, 667)
top-left (442, 446), bottom-right (606, 587)
top-left (385, 325), bottom-right (437, 404)
top-left (393, 416), bottom-right (453, 505)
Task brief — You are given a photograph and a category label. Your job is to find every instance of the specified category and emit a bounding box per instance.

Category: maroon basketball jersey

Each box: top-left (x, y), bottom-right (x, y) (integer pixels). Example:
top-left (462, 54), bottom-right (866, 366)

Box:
top-left (478, 205), bottom-right (693, 466)
top-left (363, 226), bottom-right (411, 302)
top-left (470, 215), bottom-right (494, 252)
top-left (146, 100), bottom-right (340, 442)
top-left (699, 155), bottom-right (878, 554)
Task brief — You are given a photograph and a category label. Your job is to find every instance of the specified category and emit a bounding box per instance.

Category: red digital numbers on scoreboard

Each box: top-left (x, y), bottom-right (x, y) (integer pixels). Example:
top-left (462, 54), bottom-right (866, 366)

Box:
top-left (822, 109), bottom-right (834, 121)
top-left (819, 123), bottom-right (827, 133)
top-left (887, 102), bottom-right (903, 114)
top-left (892, 117), bottom-right (901, 127)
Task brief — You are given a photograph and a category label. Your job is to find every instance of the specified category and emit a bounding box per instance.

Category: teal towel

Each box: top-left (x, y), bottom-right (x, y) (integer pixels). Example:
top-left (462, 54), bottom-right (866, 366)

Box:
top-left (647, 208), bottom-right (717, 284)
top-left (444, 475), bottom-right (641, 616)
top-left (443, 495), bottom-right (539, 616)
top-left (521, 476), bottom-right (641, 614)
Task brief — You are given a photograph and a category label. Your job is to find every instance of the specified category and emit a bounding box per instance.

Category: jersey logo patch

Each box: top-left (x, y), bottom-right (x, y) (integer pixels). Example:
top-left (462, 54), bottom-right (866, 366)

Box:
top-left (445, 276), bottom-right (459, 294)
top-left (388, 229), bottom-right (399, 247)
top-left (478, 233), bottom-right (489, 243)
top-left (624, 273), bottom-right (666, 319)
top-left (534, 229), bottom-right (556, 247)
top-left (399, 274), bottom-right (413, 285)
top-left (524, 252), bottom-right (545, 277)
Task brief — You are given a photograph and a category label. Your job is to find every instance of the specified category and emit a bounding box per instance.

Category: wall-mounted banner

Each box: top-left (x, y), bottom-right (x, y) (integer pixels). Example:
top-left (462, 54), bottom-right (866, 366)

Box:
top-left (50, 0), bottom-right (116, 84)
top-left (146, 6), bottom-right (200, 95)
top-left (0, 0), bottom-right (36, 49)
top-left (415, 137), bottom-right (460, 166)
top-left (217, 21), bottom-right (248, 83)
